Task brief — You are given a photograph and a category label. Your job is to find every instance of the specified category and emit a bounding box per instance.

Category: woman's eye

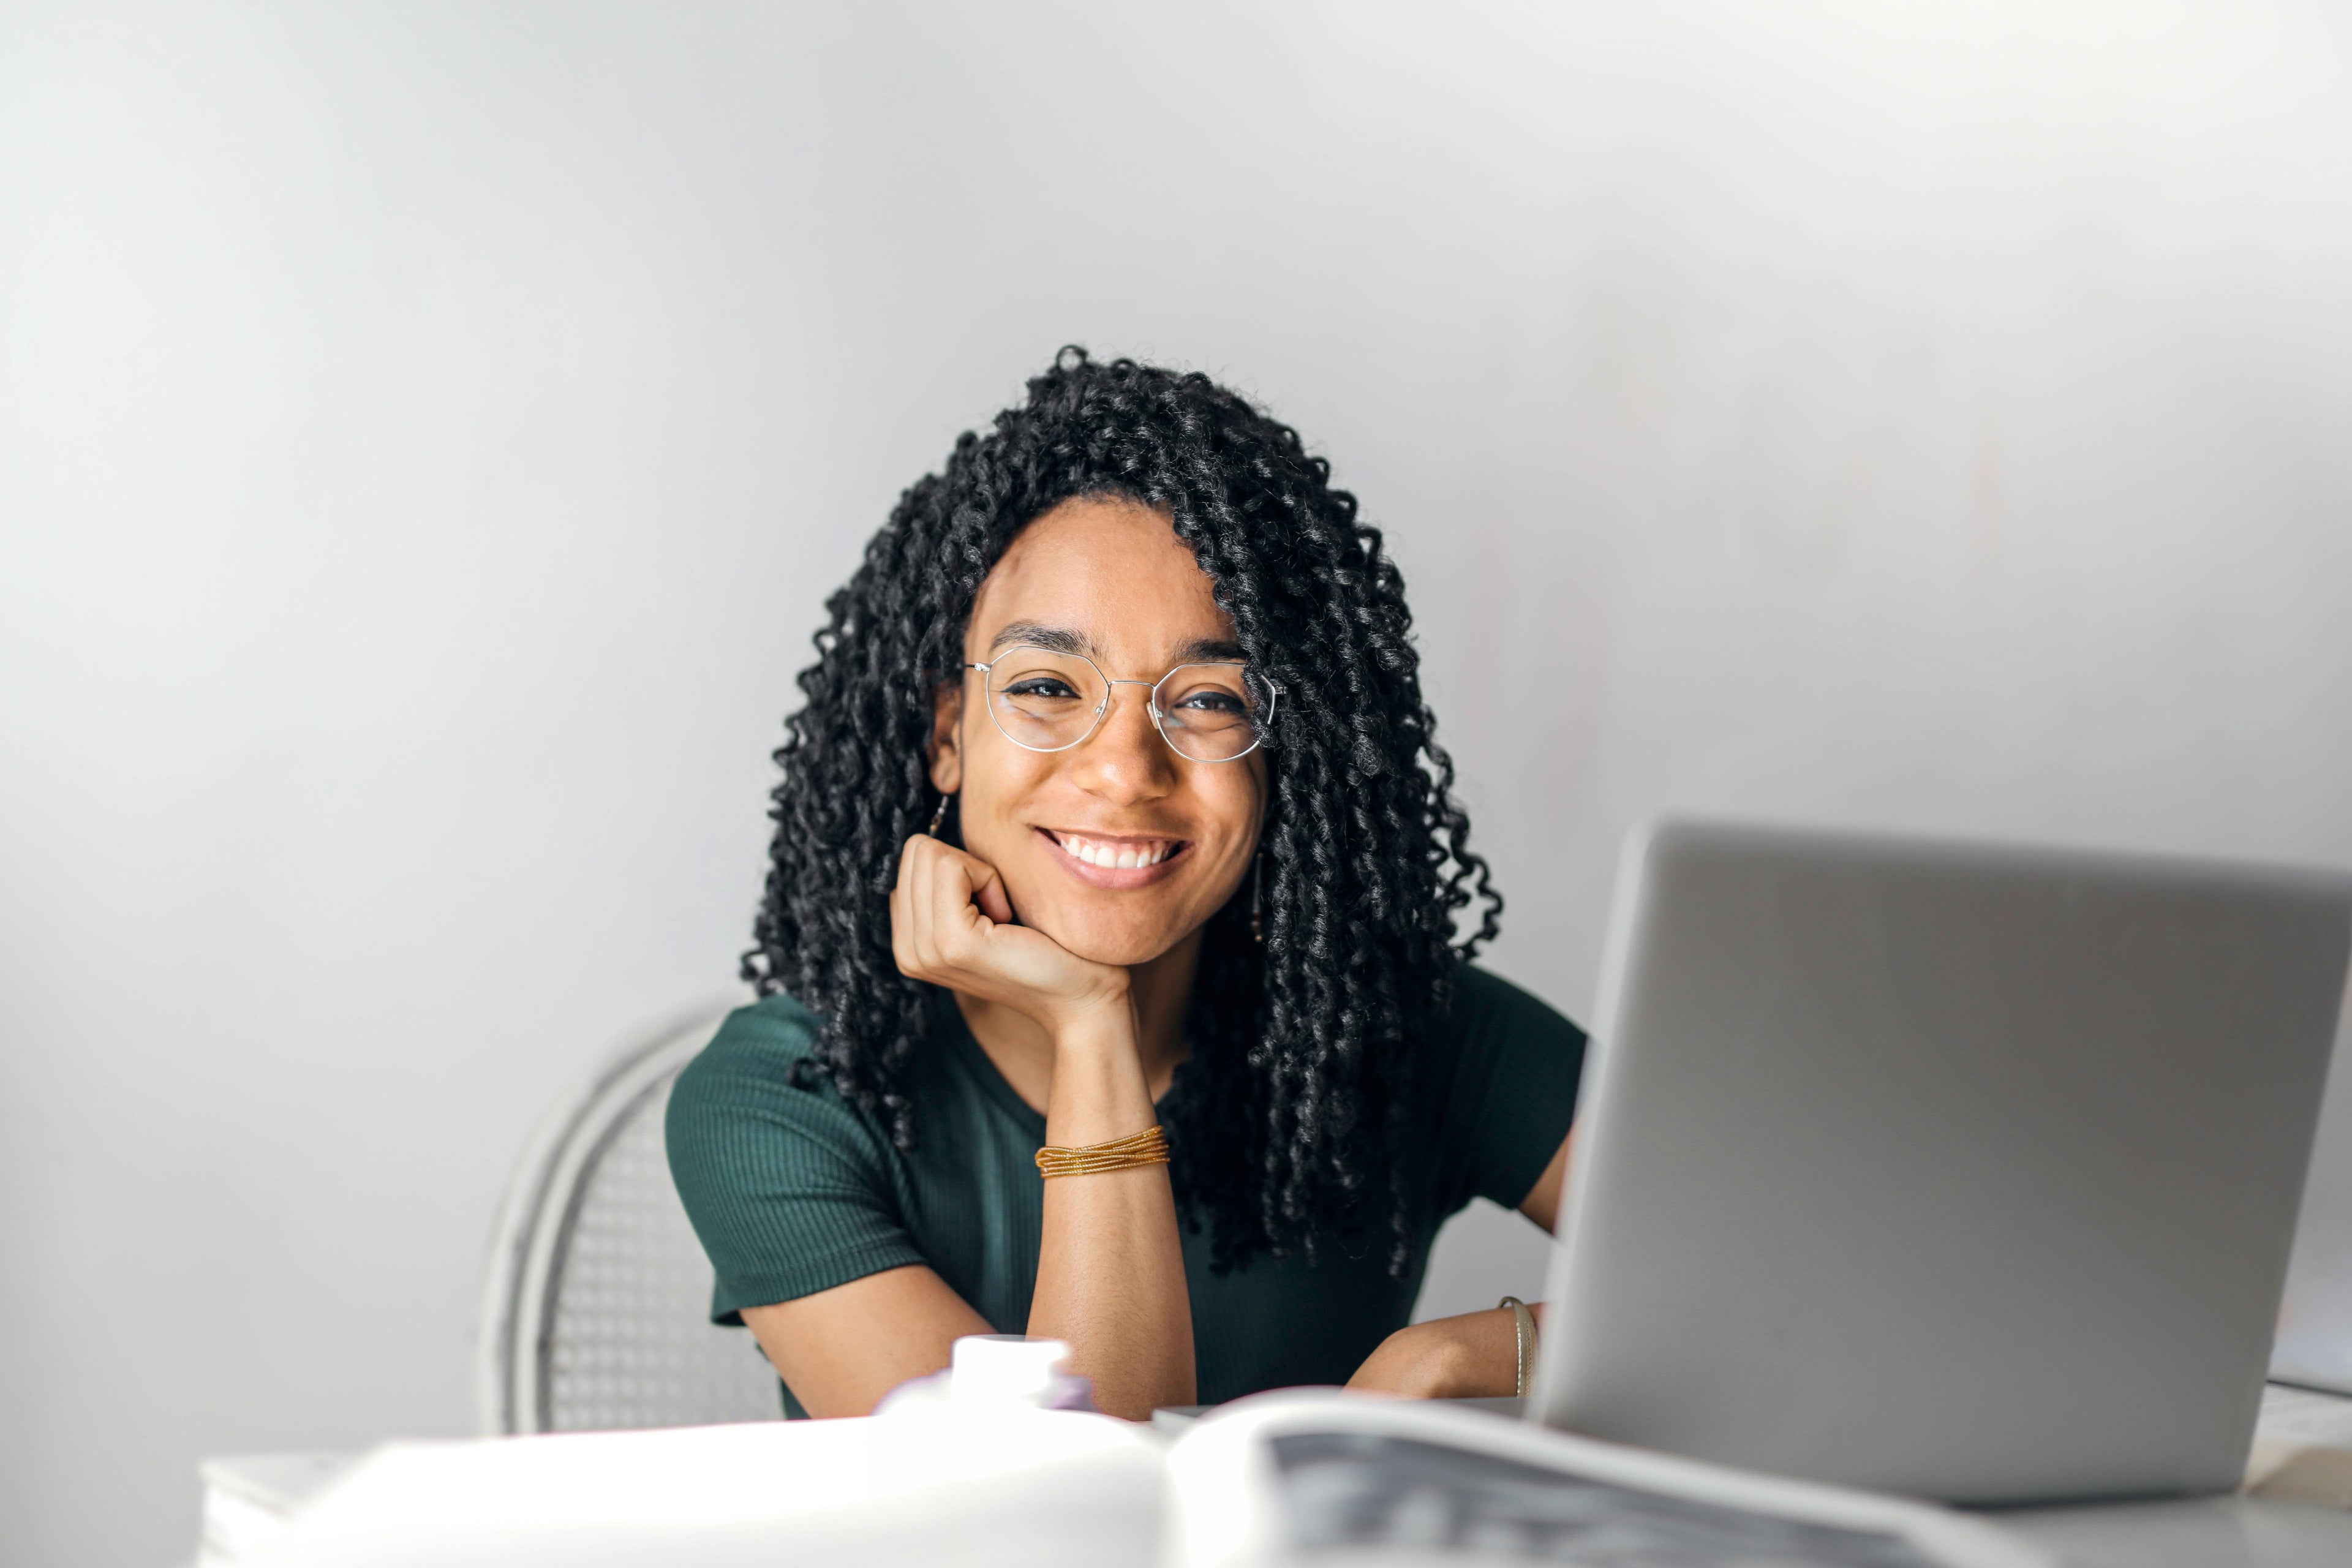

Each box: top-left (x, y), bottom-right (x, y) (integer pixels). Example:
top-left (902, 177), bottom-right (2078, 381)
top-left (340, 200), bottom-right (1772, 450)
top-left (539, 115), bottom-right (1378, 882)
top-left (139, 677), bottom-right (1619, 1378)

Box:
top-left (1172, 689), bottom-right (1248, 716)
top-left (1005, 677), bottom-right (1081, 700)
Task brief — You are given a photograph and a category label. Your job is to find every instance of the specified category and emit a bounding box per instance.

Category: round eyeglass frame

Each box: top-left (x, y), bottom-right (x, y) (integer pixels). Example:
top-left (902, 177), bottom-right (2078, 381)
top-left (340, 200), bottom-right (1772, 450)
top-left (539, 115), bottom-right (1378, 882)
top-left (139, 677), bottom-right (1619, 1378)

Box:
top-left (963, 646), bottom-right (1281, 763)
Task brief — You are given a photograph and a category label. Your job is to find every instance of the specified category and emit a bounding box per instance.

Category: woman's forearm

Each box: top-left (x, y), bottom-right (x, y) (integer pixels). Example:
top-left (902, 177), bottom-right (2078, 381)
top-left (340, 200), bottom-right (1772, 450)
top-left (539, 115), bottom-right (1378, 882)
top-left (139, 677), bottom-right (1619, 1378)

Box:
top-left (1346, 1303), bottom-right (1545, 1400)
top-left (1025, 1005), bottom-right (1196, 1420)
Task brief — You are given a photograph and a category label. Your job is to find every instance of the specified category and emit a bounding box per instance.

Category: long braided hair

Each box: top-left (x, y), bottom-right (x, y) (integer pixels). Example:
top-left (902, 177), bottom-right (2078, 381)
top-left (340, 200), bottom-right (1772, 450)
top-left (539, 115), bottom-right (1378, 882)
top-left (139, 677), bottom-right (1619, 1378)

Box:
top-left (746, 349), bottom-right (1501, 1273)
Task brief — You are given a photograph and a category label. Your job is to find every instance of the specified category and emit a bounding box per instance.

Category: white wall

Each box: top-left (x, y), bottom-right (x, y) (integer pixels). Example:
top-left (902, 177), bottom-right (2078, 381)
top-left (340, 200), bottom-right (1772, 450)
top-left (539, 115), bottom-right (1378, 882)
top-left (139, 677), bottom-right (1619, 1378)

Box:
top-left (5, 3), bottom-right (2350, 1561)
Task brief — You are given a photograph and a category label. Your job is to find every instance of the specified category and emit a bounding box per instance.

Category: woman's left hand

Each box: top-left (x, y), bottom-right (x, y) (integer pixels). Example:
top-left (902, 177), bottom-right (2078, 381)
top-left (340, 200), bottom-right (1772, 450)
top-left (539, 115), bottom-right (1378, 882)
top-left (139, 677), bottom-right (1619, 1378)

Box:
top-left (1346, 1304), bottom-right (1537, 1400)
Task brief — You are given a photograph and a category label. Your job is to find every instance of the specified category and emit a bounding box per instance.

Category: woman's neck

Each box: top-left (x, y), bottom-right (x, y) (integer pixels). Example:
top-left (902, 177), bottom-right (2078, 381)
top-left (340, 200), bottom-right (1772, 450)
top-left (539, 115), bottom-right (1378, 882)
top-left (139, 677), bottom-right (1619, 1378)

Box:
top-left (955, 929), bottom-right (1201, 1115)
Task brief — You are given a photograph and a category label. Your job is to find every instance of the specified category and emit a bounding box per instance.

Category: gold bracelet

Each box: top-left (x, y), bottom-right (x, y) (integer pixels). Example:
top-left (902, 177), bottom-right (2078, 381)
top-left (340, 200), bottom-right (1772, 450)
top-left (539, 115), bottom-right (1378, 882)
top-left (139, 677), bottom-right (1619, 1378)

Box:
top-left (1035, 1125), bottom-right (1170, 1180)
top-left (1499, 1295), bottom-right (1536, 1400)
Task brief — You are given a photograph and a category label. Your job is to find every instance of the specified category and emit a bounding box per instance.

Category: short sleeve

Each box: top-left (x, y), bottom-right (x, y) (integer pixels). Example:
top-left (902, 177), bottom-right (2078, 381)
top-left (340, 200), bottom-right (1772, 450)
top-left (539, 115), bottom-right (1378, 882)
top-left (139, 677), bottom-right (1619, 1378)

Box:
top-left (665, 995), bottom-right (927, 1324)
top-left (1430, 965), bottom-right (1588, 1217)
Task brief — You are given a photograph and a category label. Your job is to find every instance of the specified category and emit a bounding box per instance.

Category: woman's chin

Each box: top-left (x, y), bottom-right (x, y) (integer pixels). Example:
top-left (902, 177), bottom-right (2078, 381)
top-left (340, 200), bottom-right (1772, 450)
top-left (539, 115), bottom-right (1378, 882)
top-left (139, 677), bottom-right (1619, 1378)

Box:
top-left (1020, 903), bottom-right (1188, 970)
top-left (1057, 932), bottom-right (1177, 970)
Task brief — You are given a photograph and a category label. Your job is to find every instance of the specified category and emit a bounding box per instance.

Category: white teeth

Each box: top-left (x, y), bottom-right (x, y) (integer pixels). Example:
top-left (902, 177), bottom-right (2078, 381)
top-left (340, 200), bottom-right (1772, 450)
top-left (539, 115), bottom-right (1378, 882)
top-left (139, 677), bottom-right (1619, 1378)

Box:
top-left (1060, 834), bottom-right (1172, 869)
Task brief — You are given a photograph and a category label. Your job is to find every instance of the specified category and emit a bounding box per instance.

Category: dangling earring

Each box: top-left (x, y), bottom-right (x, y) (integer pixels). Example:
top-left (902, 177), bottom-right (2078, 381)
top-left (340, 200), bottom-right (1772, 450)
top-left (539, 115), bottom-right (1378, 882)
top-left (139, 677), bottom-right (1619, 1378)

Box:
top-left (927, 793), bottom-right (951, 837)
top-left (1251, 850), bottom-right (1264, 944)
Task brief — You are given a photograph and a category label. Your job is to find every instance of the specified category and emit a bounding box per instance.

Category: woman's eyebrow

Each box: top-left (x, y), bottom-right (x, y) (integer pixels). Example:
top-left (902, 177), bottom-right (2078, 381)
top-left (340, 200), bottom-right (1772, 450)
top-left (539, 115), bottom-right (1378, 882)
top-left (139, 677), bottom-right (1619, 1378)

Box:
top-left (1174, 636), bottom-right (1247, 664)
top-left (985, 624), bottom-right (1248, 665)
top-left (988, 622), bottom-right (1096, 657)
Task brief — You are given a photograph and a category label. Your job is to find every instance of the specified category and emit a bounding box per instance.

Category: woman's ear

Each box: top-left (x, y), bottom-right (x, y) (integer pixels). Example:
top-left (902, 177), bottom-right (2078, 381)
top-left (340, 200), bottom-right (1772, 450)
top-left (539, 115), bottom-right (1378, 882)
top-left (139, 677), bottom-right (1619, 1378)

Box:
top-left (927, 679), bottom-right (963, 795)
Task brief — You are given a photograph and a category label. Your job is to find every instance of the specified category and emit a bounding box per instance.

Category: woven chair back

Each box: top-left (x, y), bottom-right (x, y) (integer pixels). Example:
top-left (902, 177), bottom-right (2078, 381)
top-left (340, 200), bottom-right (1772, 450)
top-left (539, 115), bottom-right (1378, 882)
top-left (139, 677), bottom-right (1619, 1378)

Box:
top-left (477, 995), bottom-right (781, 1433)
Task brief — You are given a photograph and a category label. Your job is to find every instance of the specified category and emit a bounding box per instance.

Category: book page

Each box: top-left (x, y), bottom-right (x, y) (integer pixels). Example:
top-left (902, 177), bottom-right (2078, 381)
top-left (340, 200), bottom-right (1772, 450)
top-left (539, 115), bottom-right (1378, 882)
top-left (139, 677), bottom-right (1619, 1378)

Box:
top-left (1270, 1431), bottom-right (1945, 1567)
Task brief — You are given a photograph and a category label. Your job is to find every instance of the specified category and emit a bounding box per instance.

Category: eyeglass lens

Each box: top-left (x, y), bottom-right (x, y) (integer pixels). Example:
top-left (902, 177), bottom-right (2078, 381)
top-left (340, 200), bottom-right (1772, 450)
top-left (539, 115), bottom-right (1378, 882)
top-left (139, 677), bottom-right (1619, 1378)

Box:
top-left (983, 645), bottom-right (1272, 762)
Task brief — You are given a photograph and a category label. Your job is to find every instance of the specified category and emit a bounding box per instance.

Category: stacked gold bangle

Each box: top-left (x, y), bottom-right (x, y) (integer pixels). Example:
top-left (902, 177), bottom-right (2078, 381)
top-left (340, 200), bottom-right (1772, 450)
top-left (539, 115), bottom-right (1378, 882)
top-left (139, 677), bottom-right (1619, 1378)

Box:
top-left (1035, 1125), bottom-right (1170, 1180)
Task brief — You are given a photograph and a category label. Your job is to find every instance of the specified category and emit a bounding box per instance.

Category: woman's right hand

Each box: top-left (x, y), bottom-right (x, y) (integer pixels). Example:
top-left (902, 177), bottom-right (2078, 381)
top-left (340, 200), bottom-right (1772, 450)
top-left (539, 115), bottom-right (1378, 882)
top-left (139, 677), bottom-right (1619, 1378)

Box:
top-left (890, 833), bottom-right (1130, 1038)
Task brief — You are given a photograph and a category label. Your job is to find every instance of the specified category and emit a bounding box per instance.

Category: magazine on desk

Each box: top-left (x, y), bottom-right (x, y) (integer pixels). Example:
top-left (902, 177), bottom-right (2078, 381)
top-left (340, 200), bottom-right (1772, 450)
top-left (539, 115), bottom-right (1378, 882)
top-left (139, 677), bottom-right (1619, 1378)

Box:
top-left (232, 1388), bottom-right (2051, 1568)
top-left (1163, 1392), bottom-right (2049, 1568)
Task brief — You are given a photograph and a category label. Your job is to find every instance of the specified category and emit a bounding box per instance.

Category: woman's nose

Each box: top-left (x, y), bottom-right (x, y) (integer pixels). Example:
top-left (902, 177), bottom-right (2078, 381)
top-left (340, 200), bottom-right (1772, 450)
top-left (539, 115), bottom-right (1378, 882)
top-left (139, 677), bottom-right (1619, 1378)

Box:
top-left (1069, 682), bottom-right (1177, 801)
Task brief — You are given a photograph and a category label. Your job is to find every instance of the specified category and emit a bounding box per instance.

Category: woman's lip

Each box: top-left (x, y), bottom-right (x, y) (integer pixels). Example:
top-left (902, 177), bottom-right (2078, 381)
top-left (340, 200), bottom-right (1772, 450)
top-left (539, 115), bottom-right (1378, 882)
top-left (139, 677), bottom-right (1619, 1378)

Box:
top-left (1036, 827), bottom-right (1191, 889)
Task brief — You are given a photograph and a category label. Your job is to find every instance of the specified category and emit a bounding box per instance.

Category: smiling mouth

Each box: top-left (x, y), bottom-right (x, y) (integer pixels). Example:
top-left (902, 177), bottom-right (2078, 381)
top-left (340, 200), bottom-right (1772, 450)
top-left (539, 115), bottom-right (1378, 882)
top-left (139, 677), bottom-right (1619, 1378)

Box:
top-left (1039, 827), bottom-right (1191, 886)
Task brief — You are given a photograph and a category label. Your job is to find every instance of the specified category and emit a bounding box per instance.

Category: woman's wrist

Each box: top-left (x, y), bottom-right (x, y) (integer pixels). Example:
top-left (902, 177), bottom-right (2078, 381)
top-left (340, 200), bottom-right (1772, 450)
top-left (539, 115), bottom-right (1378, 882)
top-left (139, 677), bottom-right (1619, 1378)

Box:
top-left (1042, 989), bottom-right (1137, 1058)
top-left (1348, 1321), bottom-right (1471, 1399)
top-left (1347, 1309), bottom-right (1522, 1400)
top-left (1036, 989), bottom-right (1155, 1143)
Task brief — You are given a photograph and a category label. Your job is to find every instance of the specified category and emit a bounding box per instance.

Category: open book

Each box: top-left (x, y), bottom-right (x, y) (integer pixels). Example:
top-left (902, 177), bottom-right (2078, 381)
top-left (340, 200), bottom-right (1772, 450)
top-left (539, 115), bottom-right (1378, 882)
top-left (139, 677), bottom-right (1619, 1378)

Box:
top-left (1166, 1393), bottom-right (2040, 1568)
top-left (239, 1388), bottom-right (2048, 1567)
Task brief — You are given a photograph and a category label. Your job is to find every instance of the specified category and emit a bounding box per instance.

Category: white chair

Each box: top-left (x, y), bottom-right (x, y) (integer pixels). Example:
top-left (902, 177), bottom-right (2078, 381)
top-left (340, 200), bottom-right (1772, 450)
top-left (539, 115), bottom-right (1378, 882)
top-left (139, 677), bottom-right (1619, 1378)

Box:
top-left (475, 992), bottom-right (784, 1434)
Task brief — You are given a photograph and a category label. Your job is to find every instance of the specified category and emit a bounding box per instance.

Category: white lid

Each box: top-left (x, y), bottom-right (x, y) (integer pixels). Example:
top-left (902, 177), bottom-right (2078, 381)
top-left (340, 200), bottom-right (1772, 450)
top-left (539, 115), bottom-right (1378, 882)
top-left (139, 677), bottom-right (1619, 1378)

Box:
top-left (949, 1335), bottom-right (1071, 1404)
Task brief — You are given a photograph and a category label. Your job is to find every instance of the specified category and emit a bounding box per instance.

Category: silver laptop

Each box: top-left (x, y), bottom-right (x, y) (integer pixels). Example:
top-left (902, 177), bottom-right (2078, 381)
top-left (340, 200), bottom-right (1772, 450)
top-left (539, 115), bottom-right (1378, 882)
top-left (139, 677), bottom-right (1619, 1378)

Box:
top-left (1529, 819), bottom-right (2352, 1505)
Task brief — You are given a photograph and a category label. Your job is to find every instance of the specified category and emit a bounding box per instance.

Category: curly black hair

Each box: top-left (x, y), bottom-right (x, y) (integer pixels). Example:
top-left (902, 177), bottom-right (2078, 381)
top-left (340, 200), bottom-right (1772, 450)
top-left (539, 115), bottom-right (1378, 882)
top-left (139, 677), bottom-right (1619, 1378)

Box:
top-left (745, 348), bottom-right (1501, 1274)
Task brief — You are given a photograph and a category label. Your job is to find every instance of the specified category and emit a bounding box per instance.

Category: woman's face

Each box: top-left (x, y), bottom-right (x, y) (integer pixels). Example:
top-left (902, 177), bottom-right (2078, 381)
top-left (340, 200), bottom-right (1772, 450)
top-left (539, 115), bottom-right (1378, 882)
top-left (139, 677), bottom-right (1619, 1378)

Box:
top-left (930, 496), bottom-right (1268, 968)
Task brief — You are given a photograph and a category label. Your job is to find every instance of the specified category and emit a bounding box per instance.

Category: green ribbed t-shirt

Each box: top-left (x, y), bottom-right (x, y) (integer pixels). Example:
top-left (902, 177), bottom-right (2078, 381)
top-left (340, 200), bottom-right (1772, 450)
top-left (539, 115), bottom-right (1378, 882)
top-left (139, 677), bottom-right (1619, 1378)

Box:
top-left (665, 964), bottom-right (1583, 1417)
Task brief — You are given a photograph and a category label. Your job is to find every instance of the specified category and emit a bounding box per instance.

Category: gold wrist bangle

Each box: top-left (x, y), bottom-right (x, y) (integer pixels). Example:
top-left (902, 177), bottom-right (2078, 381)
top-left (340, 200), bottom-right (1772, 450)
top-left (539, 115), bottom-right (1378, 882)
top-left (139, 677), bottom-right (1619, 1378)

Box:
top-left (1035, 1125), bottom-right (1170, 1180)
top-left (1499, 1295), bottom-right (1537, 1400)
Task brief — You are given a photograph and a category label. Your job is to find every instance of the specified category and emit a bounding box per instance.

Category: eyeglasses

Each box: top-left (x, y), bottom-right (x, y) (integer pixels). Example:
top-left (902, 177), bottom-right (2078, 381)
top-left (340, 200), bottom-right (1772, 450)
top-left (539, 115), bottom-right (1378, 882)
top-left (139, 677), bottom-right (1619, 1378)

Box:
top-left (965, 644), bottom-right (1281, 763)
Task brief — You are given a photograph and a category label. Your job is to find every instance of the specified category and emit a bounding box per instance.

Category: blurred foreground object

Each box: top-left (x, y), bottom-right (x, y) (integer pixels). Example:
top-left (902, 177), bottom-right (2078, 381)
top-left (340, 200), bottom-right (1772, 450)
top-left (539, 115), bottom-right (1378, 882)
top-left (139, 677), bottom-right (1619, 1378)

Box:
top-left (1167, 1392), bottom-right (2043, 1568)
top-left (233, 1408), bottom-right (1160, 1568)
top-left (194, 1384), bottom-right (2352, 1566)
top-left (216, 1390), bottom-right (2036, 1568)
top-left (875, 1334), bottom-right (1098, 1414)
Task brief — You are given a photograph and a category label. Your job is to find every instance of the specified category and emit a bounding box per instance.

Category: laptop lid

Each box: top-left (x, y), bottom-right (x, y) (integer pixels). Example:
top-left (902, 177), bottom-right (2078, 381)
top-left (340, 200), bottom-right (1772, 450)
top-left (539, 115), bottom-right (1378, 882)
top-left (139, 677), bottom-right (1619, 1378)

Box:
top-left (1528, 819), bottom-right (2351, 1504)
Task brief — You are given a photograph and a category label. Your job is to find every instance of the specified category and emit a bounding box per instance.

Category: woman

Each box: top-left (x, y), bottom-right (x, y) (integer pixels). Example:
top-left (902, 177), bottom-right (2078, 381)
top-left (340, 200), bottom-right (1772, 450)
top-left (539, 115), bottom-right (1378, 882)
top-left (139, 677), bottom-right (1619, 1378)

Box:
top-left (669, 350), bottom-right (1585, 1421)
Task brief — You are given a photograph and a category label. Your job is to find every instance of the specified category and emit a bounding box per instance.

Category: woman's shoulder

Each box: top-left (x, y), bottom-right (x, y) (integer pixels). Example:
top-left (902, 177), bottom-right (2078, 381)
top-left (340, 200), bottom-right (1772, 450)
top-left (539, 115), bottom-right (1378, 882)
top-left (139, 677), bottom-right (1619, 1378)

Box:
top-left (666, 989), bottom-right (900, 1174)
top-left (1419, 961), bottom-right (1588, 1215)
top-left (1422, 960), bottom-right (1588, 1112)
top-left (708, 989), bottom-right (824, 1055)
top-left (1444, 962), bottom-right (1587, 1047)
top-left (667, 990), bottom-right (840, 1121)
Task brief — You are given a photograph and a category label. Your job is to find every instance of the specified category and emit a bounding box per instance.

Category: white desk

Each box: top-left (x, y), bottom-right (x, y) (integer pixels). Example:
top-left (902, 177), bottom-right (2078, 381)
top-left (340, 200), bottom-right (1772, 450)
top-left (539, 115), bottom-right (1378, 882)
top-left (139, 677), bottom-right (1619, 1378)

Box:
top-left (198, 1384), bottom-right (2352, 1567)
top-left (1995, 1383), bottom-right (2352, 1566)
top-left (2004, 1494), bottom-right (2352, 1567)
